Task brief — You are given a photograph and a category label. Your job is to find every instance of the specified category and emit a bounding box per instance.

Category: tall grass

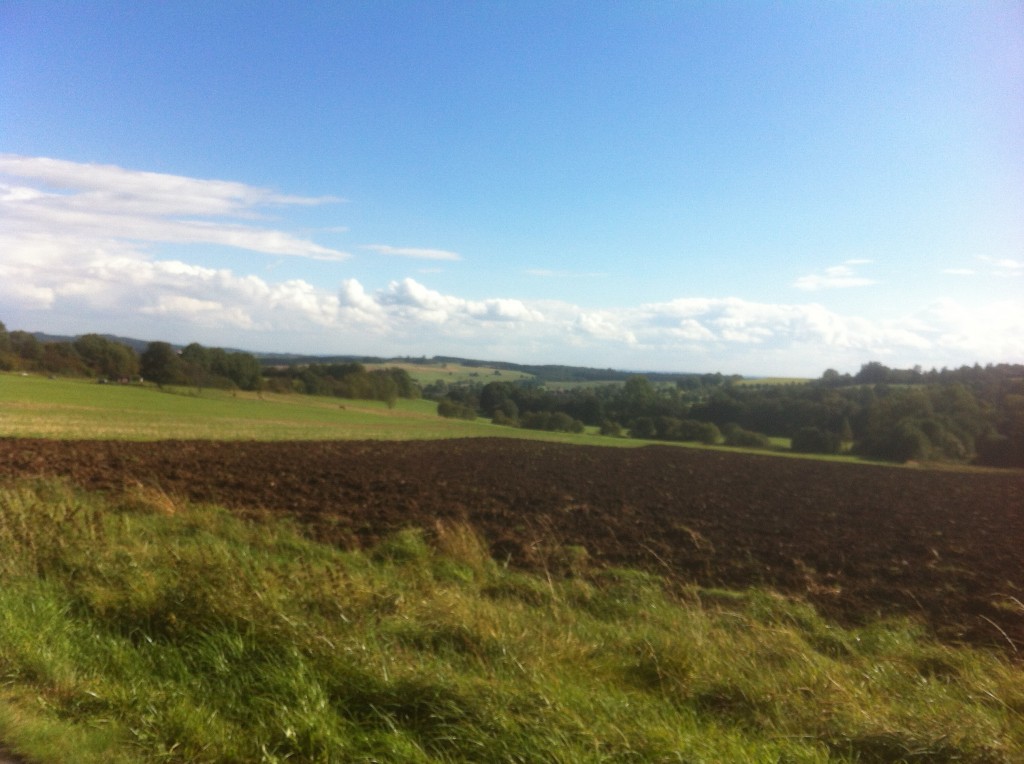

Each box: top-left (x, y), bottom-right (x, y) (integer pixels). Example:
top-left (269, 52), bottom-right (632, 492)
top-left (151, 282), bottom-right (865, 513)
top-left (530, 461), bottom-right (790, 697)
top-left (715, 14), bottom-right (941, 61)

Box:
top-left (0, 479), bottom-right (1020, 762)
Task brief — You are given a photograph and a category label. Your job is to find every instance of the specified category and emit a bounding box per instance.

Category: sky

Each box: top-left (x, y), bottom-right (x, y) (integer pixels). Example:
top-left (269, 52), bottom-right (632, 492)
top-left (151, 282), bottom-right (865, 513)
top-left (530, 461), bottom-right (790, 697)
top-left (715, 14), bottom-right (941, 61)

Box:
top-left (1, 1), bottom-right (1022, 377)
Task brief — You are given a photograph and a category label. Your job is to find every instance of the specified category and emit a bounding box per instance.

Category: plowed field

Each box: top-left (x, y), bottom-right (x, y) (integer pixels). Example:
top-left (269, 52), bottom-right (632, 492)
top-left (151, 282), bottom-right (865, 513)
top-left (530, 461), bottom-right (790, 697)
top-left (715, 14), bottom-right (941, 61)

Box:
top-left (2, 438), bottom-right (1022, 651)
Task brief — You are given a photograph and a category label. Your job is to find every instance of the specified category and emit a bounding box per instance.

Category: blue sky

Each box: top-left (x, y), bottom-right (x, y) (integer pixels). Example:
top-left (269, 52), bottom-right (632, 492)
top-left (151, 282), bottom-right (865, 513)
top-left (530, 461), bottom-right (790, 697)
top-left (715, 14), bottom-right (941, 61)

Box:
top-left (2, 1), bottom-right (1021, 376)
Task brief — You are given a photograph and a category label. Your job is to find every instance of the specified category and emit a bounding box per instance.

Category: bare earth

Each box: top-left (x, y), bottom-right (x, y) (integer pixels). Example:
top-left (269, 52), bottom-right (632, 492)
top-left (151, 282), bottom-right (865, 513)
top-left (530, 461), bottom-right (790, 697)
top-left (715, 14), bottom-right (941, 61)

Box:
top-left (2, 437), bottom-right (1022, 652)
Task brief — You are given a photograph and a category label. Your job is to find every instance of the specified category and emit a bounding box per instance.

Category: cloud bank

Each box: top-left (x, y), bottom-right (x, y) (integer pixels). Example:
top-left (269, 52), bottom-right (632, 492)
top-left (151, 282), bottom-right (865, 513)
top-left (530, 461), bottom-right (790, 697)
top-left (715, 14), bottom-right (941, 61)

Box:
top-left (1, 156), bottom-right (1021, 376)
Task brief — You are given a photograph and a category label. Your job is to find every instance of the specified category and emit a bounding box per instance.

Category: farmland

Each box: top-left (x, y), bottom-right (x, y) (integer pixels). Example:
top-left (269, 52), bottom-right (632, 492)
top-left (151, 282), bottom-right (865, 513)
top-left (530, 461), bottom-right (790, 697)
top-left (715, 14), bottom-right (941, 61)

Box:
top-left (2, 436), bottom-right (1021, 652)
top-left (1, 372), bottom-right (1023, 761)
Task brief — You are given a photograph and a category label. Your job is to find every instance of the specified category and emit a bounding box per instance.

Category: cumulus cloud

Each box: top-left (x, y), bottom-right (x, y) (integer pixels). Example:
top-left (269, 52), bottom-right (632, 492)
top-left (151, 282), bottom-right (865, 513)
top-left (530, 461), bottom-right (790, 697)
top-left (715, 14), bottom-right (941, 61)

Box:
top-left (362, 244), bottom-right (462, 261)
top-left (793, 261), bottom-right (876, 291)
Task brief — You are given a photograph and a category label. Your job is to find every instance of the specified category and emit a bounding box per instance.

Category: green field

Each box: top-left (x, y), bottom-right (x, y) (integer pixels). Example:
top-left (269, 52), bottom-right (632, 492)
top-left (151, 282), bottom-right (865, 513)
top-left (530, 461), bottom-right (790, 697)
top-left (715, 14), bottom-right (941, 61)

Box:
top-left (364, 362), bottom-right (535, 386)
top-left (0, 373), bottom-right (921, 465)
top-left (733, 376), bottom-right (811, 387)
top-left (0, 373), bottom-right (618, 446)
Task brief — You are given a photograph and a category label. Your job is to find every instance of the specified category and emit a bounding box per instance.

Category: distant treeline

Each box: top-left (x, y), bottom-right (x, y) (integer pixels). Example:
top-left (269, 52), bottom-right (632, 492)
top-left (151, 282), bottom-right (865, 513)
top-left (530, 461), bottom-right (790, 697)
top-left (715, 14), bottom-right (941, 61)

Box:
top-left (4, 320), bottom-right (1022, 466)
top-left (432, 362), bottom-right (1024, 468)
top-left (0, 321), bottom-right (420, 406)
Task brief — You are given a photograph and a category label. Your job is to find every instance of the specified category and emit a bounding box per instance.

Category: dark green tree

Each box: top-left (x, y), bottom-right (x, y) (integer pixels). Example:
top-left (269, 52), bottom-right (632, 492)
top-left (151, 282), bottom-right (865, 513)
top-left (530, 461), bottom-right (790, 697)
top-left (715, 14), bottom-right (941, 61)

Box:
top-left (73, 334), bottom-right (139, 379)
top-left (140, 342), bottom-right (184, 387)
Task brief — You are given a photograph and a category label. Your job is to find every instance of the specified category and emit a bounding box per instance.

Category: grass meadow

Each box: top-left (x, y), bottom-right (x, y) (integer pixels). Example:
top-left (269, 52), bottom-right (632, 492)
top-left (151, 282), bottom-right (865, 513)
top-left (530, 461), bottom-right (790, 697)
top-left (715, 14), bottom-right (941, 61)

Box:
top-left (0, 373), bottom-right (615, 446)
top-left (0, 480), bottom-right (1021, 763)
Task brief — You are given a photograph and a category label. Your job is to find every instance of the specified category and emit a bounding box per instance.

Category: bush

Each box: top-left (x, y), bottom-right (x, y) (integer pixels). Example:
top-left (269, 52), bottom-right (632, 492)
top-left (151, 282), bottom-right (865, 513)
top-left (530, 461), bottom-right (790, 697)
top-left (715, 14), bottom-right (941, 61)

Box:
top-left (722, 423), bottom-right (771, 449)
top-left (791, 427), bottom-right (841, 455)
top-left (678, 419), bottom-right (721, 445)
top-left (491, 410), bottom-right (519, 427)
top-left (599, 420), bottom-right (624, 437)
top-left (629, 417), bottom-right (657, 439)
top-left (437, 400), bottom-right (478, 420)
top-left (520, 411), bottom-right (585, 433)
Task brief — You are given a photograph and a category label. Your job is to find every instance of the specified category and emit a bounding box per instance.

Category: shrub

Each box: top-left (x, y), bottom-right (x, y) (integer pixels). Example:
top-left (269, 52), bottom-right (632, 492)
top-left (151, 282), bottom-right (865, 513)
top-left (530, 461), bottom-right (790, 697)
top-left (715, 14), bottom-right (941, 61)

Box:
top-left (629, 417), bottom-right (657, 439)
top-left (437, 400), bottom-right (478, 420)
top-left (599, 420), bottom-right (624, 437)
top-left (678, 419), bottom-right (721, 445)
top-left (791, 427), bottom-right (841, 455)
top-left (491, 410), bottom-right (519, 427)
top-left (520, 411), bottom-right (584, 433)
top-left (722, 423), bottom-right (771, 449)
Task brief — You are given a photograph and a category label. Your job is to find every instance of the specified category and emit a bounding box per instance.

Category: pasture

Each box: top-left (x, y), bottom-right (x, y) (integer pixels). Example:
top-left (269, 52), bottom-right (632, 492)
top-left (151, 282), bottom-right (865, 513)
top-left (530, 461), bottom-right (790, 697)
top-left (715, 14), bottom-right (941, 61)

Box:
top-left (0, 373), bottom-right (608, 445)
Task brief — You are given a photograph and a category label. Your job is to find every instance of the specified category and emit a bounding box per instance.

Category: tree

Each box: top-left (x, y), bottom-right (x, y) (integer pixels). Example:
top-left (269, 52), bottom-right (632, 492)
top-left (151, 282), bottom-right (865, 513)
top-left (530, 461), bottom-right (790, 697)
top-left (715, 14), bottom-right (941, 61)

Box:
top-left (9, 331), bottom-right (42, 363)
top-left (0, 320), bottom-right (14, 370)
top-left (855, 361), bottom-right (891, 385)
top-left (40, 342), bottom-right (87, 375)
top-left (73, 334), bottom-right (139, 379)
top-left (140, 342), bottom-right (183, 387)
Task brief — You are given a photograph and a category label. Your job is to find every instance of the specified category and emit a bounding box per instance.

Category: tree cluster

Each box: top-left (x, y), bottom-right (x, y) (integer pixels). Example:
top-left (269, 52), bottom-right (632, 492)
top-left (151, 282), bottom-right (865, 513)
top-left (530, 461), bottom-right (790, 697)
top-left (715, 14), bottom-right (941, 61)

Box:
top-left (262, 363), bottom-right (420, 407)
top-left (429, 361), bottom-right (1024, 467)
top-left (0, 323), bottom-right (140, 380)
top-left (138, 341), bottom-right (262, 391)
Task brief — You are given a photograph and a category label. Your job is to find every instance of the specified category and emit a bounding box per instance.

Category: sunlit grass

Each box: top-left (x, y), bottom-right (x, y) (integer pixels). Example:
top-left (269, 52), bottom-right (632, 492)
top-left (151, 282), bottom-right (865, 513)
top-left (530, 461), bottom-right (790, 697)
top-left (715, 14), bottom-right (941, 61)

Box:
top-left (0, 479), bottom-right (1020, 762)
top-left (364, 361), bottom-right (535, 386)
top-left (0, 373), bottom-right (618, 445)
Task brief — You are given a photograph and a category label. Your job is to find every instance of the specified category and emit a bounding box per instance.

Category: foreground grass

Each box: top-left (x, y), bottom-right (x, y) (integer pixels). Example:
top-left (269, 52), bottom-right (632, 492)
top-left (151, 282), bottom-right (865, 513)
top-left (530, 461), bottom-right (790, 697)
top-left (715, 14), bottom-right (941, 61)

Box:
top-left (0, 480), bottom-right (1020, 763)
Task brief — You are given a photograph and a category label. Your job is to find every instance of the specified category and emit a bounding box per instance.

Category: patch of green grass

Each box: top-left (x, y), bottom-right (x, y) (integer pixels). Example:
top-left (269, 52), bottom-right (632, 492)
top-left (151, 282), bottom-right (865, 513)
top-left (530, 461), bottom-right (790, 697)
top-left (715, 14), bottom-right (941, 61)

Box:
top-left (0, 479), bottom-right (1021, 762)
top-left (0, 373), bottom-right (616, 445)
top-left (364, 362), bottom-right (535, 386)
top-left (734, 377), bottom-right (811, 386)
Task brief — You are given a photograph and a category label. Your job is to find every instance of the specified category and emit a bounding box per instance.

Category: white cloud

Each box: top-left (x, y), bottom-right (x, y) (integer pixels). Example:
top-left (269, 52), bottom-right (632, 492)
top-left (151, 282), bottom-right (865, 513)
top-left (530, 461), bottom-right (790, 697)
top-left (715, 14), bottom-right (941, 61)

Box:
top-left (525, 268), bottom-right (605, 278)
top-left (362, 244), bottom-right (462, 261)
top-left (977, 255), bottom-right (1024, 277)
top-left (0, 154), bottom-right (349, 261)
top-left (942, 268), bottom-right (976, 276)
top-left (793, 262), bottom-right (876, 291)
top-left (573, 312), bottom-right (637, 344)
top-left (2, 155), bottom-right (1020, 376)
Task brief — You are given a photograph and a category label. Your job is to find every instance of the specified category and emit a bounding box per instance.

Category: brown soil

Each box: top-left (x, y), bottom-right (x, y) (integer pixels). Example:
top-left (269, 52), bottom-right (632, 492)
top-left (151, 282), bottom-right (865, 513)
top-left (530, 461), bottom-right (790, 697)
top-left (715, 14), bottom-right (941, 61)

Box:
top-left (2, 438), bottom-right (1022, 651)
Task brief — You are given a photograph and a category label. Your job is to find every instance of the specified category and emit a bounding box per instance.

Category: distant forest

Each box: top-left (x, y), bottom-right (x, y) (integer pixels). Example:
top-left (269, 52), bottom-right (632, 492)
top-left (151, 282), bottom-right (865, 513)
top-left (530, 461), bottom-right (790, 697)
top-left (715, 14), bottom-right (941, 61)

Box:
top-left (1, 320), bottom-right (1021, 467)
top-left (432, 361), bottom-right (1024, 467)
